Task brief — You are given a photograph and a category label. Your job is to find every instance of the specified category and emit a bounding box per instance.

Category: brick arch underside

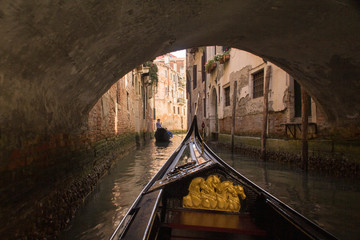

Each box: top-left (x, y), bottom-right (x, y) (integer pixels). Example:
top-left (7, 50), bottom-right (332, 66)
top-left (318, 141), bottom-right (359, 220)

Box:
top-left (1, 1), bottom-right (360, 238)
top-left (1, 0), bottom-right (360, 139)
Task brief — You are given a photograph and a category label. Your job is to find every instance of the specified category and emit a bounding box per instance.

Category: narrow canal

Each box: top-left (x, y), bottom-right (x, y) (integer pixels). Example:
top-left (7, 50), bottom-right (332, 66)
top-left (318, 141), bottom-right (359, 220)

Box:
top-left (59, 135), bottom-right (360, 240)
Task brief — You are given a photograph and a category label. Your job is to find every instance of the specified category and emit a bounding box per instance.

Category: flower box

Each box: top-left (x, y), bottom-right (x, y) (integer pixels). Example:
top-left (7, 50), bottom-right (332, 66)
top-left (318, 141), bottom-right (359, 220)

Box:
top-left (206, 62), bottom-right (217, 73)
top-left (223, 54), bottom-right (230, 63)
top-left (205, 60), bottom-right (217, 73)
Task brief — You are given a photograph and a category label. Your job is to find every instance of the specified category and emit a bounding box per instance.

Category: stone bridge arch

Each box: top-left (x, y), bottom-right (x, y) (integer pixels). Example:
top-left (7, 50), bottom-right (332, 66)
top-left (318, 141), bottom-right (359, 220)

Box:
top-left (1, 0), bottom-right (359, 141)
top-left (1, 1), bottom-right (360, 238)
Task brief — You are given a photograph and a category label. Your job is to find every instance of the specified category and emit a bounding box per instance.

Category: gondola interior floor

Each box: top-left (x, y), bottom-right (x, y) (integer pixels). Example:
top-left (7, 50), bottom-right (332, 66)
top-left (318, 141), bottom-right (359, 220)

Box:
top-left (158, 209), bottom-right (267, 240)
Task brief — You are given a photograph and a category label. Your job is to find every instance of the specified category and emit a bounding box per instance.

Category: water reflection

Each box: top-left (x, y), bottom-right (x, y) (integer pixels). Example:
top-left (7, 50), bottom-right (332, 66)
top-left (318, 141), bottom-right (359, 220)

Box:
top-left (59, 137), bottom-right (184, 240)
top-left (155, 141), bottom-right (170, 148)
top-left (215, 148), bottom-right (360, 240)
top-left (59, 138), bottom-right (360, 240)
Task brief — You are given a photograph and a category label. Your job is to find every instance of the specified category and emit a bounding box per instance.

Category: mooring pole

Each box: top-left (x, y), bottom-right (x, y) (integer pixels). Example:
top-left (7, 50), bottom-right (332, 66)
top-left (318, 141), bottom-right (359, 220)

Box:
top-left (231, 80), bottom-right (237, 152)
top-left (202, 122), bottom-right (205, 155)
top-left (301, 89), bottom-right (309, 171)
top-left (261, 65), bottom-right (271, 160)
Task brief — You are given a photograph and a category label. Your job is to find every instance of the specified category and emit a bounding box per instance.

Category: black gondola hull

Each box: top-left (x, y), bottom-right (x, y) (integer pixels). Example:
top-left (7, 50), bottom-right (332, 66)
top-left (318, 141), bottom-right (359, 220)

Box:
top-left (155, 128), bottom-right (170, 142)
top-left (111, 116), bottom-right (338, 240)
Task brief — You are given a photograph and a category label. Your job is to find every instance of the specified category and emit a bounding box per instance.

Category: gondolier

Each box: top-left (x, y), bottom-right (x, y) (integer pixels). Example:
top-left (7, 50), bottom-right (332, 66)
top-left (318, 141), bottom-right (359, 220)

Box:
top-left (155, 119), bottom-right (171, 142)
top-left (156, 119), bottom-right (162, 129)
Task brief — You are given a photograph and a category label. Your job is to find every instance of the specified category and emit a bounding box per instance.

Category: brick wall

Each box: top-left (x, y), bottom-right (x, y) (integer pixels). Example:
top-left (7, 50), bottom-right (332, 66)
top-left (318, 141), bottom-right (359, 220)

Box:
top-left (0, 71), bottom-right (154, 239)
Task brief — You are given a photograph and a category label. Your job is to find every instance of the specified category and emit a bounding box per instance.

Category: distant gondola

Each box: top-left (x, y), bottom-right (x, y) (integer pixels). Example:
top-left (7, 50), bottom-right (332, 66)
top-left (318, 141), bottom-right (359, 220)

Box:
top-left (155, 127), bottom-right (171, 142)
top-left (110, 116), bottom-right (338, 240)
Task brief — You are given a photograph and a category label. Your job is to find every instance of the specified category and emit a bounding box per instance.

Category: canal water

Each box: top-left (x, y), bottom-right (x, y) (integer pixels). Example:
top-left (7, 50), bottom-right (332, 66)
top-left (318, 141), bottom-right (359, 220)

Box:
top-left (59, 135), bottom-right (360, 240)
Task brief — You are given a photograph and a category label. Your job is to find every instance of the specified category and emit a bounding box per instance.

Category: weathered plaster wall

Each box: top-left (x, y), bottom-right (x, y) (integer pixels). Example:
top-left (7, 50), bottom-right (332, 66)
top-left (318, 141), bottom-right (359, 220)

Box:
top-left (193, 47), bottom-right (356, 140)
top-left (203, 49), bottom-right (290, 136)
top-left (154, 63), bottom-right (187, 131)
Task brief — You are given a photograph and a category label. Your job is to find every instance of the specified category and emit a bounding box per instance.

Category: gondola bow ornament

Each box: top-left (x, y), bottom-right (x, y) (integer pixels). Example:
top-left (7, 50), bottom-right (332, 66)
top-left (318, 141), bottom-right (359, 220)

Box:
top-left (183, 175), bottom-right (246, 212)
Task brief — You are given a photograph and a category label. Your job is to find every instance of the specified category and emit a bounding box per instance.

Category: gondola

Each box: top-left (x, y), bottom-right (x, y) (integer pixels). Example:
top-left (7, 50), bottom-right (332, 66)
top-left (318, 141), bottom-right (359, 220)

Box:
top-left (110, 116), bottom-right (338, 240)
top-left (155, 127), bottom-right (171, 142)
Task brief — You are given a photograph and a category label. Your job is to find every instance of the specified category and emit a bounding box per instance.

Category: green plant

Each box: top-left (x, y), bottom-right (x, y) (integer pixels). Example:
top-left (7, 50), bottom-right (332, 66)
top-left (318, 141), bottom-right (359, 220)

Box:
top-left (205, 59), bottom-right (216, 73)
top-left (144, 61), bottom-right (158, 86)
top-left (214, 54), bottom-right (223, 62)
top-left (223, 49), bottom-right (231, 55)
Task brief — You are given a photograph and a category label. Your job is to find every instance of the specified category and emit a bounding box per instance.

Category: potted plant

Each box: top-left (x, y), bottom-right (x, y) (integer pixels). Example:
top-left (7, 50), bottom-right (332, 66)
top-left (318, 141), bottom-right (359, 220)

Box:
top-left (214, 54), bottom-right (225, 64)
top-left (205, 59), bottom-right (217, 73)
top-left (222, 49), bottom-right (231, 63)
top-left (143, 61), bottom-right (158, 85)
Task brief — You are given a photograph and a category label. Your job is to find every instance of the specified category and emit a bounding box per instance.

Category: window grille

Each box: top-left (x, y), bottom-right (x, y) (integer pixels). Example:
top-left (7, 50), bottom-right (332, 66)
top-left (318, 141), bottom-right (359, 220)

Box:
top-left (225, 86), bottom-right (230, 106)
top-left (193, 65), bottom-right (197, 89)
top-left (252, 69), bottom-right (264, 98)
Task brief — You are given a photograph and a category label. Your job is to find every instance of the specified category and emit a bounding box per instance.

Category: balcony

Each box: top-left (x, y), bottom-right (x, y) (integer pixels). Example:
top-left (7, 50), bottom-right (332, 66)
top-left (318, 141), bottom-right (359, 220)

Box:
top-left (177, 98), bottom-right (186, 105)
top-left (137, 65), bottom-right (150, 75)
top-left (178, 81), bottom-right (186, 89)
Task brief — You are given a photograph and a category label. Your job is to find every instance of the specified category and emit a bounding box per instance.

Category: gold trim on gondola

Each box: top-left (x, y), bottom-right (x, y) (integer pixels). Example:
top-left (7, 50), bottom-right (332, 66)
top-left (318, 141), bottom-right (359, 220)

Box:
top-left (182, 175), bottom-right (246, 212)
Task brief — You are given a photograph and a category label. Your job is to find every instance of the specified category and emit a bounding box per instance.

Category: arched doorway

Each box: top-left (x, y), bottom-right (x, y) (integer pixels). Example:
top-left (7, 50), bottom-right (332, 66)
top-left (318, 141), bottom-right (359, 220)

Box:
top-left (209, 87), bottom-right (218, 138)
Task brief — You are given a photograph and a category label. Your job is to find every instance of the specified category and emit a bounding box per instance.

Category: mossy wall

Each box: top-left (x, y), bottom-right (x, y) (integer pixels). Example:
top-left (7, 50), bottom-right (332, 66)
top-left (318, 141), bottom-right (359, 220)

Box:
top-left (214, 133), bottom-right (360, 178)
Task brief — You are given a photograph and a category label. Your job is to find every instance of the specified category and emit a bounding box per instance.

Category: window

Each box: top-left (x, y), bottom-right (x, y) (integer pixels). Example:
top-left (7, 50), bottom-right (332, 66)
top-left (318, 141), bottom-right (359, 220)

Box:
top-left (201, 51), bottom-right (206, 82)
top-left (193, 65), bottom-right (197, 89)
top-left (224, 86), bottom-right (230, 106)
top-left (218, 86), bottom-right (220, 103)
top-left (178, 107), bottom-right (180, 114)
top-left (116, 83), bottom-right (120, 104)
top-left (173, 106), bottom-right (175, 113)
top-left (252, 69), bottom-right (264, 98)
top-left (127, 92), bottom-right (129, 110)
top-left (135, 76), bottom-right (138, 95)
top-left (294, 80), bottom-right (312, 117)
top-left (165, 87), bottom-right (168, 96)
top-left (164, 69), bottom-right (168, 77)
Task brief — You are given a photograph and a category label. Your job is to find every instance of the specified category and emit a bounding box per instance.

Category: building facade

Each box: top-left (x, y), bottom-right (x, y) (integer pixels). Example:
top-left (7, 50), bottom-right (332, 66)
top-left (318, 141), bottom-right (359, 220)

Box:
top-left (88, 66), bottom-right (155, 141)
top-left (186, 46), bottom-right (327, 140)
top-left (153, 54), bottom-right (187, 131)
